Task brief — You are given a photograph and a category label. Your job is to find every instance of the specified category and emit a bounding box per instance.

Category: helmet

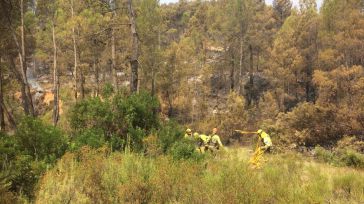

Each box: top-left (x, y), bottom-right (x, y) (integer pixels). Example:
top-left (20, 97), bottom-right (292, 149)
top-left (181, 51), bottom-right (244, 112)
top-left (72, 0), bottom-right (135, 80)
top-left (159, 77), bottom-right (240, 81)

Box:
top-left (186, 128), bottom-right (192, 134)
top-left (212, 128), bottom-right (218, 134)
top-left (257, 129), bottom-right (263, 134)
top-left (193, 132), bottom-right (199, 139)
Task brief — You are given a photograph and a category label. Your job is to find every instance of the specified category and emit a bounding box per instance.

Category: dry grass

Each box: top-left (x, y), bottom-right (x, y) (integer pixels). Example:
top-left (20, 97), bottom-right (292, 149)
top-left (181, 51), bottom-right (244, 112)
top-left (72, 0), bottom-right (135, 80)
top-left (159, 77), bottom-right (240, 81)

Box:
top-left (35, 147), bottom-right (364, 204)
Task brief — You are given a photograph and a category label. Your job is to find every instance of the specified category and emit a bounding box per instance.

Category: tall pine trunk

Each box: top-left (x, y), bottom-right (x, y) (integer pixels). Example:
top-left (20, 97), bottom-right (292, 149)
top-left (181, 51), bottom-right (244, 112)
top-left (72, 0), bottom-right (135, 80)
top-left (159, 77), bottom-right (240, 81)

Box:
top-left (248, 45), bottom-right (254, 106)
top-left (21, 0), bottom-right (35, 116)
top-left (71, 0), bottom-right (78, 100)
top-left (0, 57), bottom-right (5, 130)
top-left (127, 0), bottom-right (139, 93)
top-left (0, 0), bottom-right (34, 116)
top-left (93, 57), bottom-right (100, 97)
top-left (52, 23), bottom-right (59, 126)
top-left (111, 27), bottom-right (117, 90)
top-left (238, 40), bottom-right (243, 92)
top-left (80, 68), bottom-right (85, 99)
top-left (229, 48), bottom-right (235, 91)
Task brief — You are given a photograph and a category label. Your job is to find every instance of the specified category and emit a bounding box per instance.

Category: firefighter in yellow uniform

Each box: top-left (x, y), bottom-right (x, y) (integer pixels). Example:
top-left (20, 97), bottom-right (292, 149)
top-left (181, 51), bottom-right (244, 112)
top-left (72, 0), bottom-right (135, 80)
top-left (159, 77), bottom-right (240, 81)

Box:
top-left (257, 129), bottom-right (272, 152)
top-left (194, 132), bottom-right (210, 153)
top-left (184, 128), bottom-right (192, 138)
top-left (209, 128), bottom-right (223, 152)
top-left (249, 129), bottom-right (273, 168)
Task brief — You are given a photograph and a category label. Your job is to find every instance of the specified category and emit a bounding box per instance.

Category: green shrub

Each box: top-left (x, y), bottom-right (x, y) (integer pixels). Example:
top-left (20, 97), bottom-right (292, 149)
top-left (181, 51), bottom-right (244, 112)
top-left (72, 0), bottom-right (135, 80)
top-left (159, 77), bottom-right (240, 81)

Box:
top-left (69, 92), bottom-right (160, 153)
top-left (156, 120), bottom-right (183, 153)
top-left (1, 122), bottom-right (66, 200)
top-left (109, 134), bottom-right (125, 151)
top-left (15, 117), bottom-right (68, 162)
top-left (338, 149), bottom-right (364, 168)
top-left (315, 146), bottom-right (335, 164)
top-left (0, 132), bottom-right (17, 164)
top-left (10, 155), bottom-right (47, 198)
top-left (127, 127), bottom-right (146, 152)
top-left (169, 140), bottom-right (203, 161)
top-left (72, 128), bottom-right (106, 150)
top-left (113, 91), bottom-right (160, 132)
top-left (69, 97), bottom-right (113, 132)
top-left (315, 146), bottom-right (364, 169)
top-left (101, 83), bottom-right (114, 98)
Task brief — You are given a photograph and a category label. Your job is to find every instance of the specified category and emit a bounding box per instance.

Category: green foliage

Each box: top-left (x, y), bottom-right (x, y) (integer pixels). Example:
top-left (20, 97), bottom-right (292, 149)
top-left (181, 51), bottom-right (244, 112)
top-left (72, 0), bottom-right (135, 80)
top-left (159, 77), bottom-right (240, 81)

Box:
top-left (0, 119), bottom-right (68, 199)
top-left (69, 92), bottom-right (160, 152)
top-left (9, 155), bottom-right (47, 198)
top-left (169, 139), bottom-right (203, 161)
top-left (127, 127), bottom-right (146, 152)
top-left (72, 128), bottom-right (106, 150)
top-left (0, 149), bottom-right (48, 199)
top-left (101, 83), bottom-right (114, 99)
top-left (156, 120), bottom-right (184, 153)
top-left (315, 146), bottom-right (335, 164)
top-left (315, 146), bottom-right (364, 169)
top-left (69, 97), bottom-right (113, 132)
top-left (337, 149), bottom-right (364, 169)
top-left (15, 117), bottom-right (68, 162)
top-left (113, 91), bottom-right (160, 132)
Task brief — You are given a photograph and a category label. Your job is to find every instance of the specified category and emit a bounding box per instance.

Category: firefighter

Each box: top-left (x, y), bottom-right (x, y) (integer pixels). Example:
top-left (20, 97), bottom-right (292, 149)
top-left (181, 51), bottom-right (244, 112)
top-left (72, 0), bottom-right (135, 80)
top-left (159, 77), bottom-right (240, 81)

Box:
top-left (184, 128), bottom-right (193, 139)
top-left (256, 129), bottom-right (272, 152)
top-left (209, 128), bottom-right (223, 151)
top-left (194, 132), bottom-right (210, 153)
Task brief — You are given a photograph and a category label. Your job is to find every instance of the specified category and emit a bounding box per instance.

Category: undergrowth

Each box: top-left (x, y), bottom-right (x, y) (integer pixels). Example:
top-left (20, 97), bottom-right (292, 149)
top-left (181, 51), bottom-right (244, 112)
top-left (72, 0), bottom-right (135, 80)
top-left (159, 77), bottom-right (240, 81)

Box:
top-left (35, 147), bottom-right (364, 204)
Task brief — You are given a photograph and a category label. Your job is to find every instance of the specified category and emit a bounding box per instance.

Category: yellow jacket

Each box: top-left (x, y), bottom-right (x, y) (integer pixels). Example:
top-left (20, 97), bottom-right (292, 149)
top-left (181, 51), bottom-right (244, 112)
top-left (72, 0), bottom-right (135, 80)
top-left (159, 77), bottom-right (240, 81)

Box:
top-left (199, 134), bottom-right (210, 145)
top-left (210, 134), bottom-right (223, 147)
top-left (259, 131), bottom-right (272, 147)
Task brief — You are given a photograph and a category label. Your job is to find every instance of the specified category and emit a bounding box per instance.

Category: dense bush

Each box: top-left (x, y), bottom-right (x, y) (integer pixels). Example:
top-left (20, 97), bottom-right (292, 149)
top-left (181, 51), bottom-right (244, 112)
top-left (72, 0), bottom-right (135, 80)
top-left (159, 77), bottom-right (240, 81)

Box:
top-left (169, 139), bottom-right (203, 161)
top-left (69, 97), bottom-right (113, 133)
top-left (69, 92), bottom-right (160, 152)
top-left (71, 128), bottom-right (106, 150)
top-left (315, 146), bottom-right (364, 169)
top-left (0, 117), bottom-right (68, 200)
top-left (113, 91), bottom-right (160, 133)
top-left (337, 149), bottom-right (364, 168)
top-left (15, 117), bottom-right (68, 162)
top-left (156, 120), bottom-right (184, 153)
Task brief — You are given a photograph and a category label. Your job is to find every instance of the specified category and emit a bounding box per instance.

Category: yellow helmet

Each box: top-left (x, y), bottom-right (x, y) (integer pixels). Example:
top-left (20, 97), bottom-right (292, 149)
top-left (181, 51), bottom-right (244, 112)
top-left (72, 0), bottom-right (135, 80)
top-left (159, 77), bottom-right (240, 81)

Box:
top-left (186, 128), bottom-right (192, 134)
top-left (257, 129), bottom-right (263, 134)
